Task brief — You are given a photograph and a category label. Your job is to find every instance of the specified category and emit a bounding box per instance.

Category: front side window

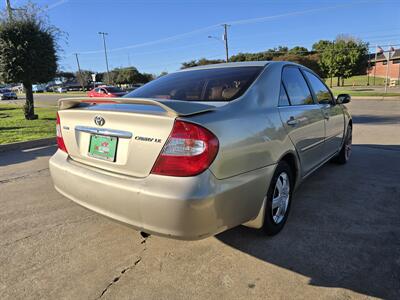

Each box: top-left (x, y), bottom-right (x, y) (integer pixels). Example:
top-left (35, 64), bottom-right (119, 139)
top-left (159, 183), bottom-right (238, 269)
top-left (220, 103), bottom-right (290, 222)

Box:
top-left (125, 66), bottom-right (263, 102)
top-left (282, 67), bottom-right (314, 105)
top-left (303, 70), bottom-right (333, 104)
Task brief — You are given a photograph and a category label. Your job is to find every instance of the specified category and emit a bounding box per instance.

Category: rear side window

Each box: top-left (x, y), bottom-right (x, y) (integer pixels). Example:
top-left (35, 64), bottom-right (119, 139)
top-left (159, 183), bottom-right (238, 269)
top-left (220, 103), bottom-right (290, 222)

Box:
top-left (125, 67), bottom-right (263, 102)
top-left (303, 71), bottom-right (333, 104)
top-left (279, 83), bottom-right (290, 106)
top-left (282, 67), bottom-right (314, 105)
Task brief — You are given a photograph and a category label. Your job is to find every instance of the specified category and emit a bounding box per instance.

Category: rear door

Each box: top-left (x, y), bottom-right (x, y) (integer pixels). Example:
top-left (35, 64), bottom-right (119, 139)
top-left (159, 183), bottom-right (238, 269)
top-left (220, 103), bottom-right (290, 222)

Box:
top-left (302, 70), bottom-right (344, 157)
top-left (278, 66), bottom-right (326, 175)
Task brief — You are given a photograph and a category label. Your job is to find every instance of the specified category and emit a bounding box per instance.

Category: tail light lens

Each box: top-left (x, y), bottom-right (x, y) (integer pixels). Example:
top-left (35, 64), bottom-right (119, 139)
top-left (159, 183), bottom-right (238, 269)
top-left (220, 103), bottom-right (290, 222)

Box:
top-left (151, 120), bottom-right (219, 177)
top-left (56, 112), bottom-right (68, 153)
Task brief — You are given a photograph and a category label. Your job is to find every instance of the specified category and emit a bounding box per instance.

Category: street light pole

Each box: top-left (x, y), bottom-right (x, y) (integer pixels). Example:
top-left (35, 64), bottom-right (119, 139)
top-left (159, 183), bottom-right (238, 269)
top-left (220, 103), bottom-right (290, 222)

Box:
top-left (222, 24), bottom-right (230, 63)
top-left (98, 32), bottom-right (111, 84)
top-left (373, 45), bottom-right (378, 86)
top-left (74, 53), bottom-right (85, 91)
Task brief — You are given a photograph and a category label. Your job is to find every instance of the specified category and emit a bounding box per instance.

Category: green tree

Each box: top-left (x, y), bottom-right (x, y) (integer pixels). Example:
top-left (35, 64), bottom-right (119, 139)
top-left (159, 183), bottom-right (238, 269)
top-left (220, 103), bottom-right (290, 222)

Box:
top-left (0, 4), bottom-right (58, 119)
top-left (319, 36), bottom-right (368, 86)
top-left (181, 58), bottom-right (223, 69)
top-left (273, 53), bottom-right (322, 76)
top-left (312, 40), bottom-right (332, 52)
top-left (288, 46), bottom-right (309, 56)
top-left (111, 67), bottom-right (153, 85)
top-left (76, 70), bottom-right (93, 90)
top-left (57, 71), bottom-right (75, 82)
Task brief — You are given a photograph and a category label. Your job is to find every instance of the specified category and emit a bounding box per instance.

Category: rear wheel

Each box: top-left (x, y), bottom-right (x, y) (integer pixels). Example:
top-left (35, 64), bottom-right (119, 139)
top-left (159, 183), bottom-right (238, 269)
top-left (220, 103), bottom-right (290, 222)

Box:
top-left (333, 125), bottom-right (352, 164)
top-left (262, 161), bottom-right (293, 236)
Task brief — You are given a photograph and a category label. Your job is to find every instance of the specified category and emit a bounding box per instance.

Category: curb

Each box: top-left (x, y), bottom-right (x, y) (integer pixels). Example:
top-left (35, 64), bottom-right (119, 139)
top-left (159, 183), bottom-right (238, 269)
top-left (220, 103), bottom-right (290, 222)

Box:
top-left (0, 137), bottom-right (56, 153)
top-left (351, 96), bottom-right (400, 101)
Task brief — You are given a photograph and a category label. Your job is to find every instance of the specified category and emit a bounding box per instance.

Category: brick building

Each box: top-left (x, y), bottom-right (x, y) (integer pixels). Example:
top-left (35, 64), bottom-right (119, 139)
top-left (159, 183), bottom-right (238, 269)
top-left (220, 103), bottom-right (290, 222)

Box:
top-left (367, 49), bottom-right (400, 81)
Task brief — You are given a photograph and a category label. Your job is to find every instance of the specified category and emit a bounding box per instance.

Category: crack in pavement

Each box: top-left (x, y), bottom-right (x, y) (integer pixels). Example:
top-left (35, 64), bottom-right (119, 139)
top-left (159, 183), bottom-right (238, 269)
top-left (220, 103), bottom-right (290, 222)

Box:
top-left (97, 235), bottom-right (149, 299)
top-left (0, 167), bottom-right (49, 184)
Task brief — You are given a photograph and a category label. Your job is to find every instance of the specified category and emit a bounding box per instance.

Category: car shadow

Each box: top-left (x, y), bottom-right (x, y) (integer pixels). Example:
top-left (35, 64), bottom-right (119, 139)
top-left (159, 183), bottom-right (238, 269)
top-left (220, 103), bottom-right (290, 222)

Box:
top-left (216, 145), bottom-right (400, 299)
top-left (0, 145), bottom-right (57, 166)
top-left (352, 114), bottom-right (400, 125)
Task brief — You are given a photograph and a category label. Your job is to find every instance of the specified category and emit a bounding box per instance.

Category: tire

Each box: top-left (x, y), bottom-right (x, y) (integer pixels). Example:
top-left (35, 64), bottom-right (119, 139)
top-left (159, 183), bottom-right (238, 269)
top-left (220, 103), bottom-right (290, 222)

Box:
top-left (262, 161), bottom-right (294, 236)
top-left (332, 124), bottom-right (352, 164)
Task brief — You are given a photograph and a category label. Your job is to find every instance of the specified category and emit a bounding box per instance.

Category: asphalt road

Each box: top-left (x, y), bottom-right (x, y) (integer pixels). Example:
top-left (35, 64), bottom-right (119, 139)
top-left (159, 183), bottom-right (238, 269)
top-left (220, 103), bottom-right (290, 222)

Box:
top-left (1, 100), bottom-right (399, 299)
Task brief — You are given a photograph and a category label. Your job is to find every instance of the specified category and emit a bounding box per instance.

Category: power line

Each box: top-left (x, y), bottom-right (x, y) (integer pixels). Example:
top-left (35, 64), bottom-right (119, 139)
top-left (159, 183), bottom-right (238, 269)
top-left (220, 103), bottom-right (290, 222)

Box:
top-left (70, 3), bottom-right (361, 55)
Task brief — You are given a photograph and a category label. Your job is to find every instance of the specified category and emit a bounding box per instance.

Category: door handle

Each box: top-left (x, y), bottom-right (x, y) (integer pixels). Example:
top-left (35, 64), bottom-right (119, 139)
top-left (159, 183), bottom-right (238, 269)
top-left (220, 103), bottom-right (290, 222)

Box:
top-left (287, 117), bottom-right (299, 126)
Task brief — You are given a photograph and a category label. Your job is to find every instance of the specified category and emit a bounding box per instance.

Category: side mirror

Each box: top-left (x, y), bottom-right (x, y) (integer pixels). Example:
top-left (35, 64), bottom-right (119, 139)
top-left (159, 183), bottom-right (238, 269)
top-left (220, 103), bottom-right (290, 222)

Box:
top-left (336, 94), bottom-right (351, 104)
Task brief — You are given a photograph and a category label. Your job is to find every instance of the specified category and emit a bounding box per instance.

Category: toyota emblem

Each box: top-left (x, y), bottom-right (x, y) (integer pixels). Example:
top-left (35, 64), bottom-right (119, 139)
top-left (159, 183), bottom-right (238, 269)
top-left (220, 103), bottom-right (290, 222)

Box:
top-left (94, 116), bottom-right (105, 126)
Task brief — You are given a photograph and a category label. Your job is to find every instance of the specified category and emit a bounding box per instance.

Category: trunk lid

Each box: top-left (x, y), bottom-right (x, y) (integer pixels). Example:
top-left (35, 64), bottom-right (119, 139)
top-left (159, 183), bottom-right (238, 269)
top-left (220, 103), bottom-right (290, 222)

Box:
top-left (57, 97), bottom-right (215, 178)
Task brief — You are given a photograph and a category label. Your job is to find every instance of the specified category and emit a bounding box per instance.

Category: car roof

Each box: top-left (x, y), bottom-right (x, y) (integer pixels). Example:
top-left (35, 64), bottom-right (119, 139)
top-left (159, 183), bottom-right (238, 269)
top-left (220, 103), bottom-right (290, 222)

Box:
top-left (178, 61), bottom-right (269, 72)
top-left (175, 61), bottom-right (305, 73)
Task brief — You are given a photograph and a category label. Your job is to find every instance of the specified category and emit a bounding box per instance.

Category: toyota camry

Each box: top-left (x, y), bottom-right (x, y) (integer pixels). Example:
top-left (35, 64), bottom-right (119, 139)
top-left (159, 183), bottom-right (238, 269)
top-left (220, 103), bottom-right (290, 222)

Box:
top-left (49, 61), bottom-right (352, 240)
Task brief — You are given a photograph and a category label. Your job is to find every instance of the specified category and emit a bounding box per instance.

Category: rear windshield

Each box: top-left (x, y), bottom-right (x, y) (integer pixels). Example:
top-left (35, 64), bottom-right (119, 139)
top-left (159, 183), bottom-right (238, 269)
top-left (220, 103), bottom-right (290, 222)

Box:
top-left (125, 66), bottom-right (263, 102)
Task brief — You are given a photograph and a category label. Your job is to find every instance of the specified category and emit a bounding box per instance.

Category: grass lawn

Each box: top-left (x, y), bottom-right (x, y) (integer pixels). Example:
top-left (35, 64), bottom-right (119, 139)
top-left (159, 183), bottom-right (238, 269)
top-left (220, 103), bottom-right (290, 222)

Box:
top-left (0, 104), bottom-right (56, 144)
top-left (331, 88), bottom-right (400, 97)
top-left (325, 75), bottom-right (399, 87)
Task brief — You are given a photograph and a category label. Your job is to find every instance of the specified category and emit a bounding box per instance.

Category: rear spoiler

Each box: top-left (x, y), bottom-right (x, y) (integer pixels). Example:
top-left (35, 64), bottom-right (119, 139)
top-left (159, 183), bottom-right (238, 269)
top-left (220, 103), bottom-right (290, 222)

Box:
top-left (58, 97), bottom-right (215, 117)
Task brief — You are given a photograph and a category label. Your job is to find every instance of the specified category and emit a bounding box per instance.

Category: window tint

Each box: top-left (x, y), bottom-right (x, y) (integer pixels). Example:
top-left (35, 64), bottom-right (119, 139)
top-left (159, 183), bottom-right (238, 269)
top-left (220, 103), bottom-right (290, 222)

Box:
top-left (304, 71), bottom-right (333, 104)
top-left (125, 67), bottom-right (263, 102)
top-left (282, 67), bottom-right (313, 105)
top-left (279, 83), bottom-right (290, 106)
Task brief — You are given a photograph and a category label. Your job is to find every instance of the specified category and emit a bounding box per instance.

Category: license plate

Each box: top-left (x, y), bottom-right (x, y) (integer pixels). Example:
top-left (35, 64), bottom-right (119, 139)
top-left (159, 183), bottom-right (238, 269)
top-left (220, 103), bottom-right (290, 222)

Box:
top-left (88, 134), bottom-right (118, 162)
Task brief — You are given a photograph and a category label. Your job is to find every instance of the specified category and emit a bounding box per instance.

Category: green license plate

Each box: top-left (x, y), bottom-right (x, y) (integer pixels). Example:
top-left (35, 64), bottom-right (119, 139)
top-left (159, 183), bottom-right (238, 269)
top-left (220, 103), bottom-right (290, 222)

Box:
top-left (88, 134), bottom-right (118, 162)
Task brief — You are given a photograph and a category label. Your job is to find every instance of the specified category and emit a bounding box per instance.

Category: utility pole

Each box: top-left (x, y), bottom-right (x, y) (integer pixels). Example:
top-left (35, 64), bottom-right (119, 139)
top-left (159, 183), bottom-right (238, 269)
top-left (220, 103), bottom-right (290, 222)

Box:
top-left (98, 32), bottom-right (111, 84)
top-left (373, 45), bottom-right (378, 86)
top-left (5, 0), bottom-right (13, 20)
top-left (384, 49), bottom-right (392, 94)
top-left (74, 53), bottom-right (85, 91)
top-left (330, 41), bottom-right (334, 88)
top-left (222, 24), bottom-right (230, 63)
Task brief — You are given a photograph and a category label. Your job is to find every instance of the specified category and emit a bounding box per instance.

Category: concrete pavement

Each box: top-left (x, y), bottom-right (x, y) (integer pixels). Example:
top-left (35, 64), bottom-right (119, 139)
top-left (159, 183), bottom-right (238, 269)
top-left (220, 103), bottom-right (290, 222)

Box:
top-left (0, 100), bottom-right (399, 299)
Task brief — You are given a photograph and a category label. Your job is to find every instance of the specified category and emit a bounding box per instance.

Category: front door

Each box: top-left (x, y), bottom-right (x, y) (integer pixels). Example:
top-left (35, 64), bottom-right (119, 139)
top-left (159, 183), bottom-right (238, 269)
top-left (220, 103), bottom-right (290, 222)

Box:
top-left (279, 67), bottom-right (326, 175)
top-left (302, 70), bottom-right (344, 157)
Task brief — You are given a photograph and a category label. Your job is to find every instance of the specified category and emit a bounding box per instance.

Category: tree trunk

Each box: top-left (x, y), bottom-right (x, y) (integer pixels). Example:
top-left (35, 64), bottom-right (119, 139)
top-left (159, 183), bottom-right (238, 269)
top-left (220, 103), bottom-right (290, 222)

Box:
top-left (341, 77), bottom-right (345, 86)
top-left (23, 82), bottom-right (38, 120)
top-left (337, 76), bottom-right (340, 87)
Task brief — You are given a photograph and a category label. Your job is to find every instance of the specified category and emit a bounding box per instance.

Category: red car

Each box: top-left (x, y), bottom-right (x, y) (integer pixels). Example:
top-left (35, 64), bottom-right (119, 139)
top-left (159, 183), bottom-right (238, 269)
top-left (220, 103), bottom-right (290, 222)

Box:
top-left (87, 86), bottom-right (127, 98)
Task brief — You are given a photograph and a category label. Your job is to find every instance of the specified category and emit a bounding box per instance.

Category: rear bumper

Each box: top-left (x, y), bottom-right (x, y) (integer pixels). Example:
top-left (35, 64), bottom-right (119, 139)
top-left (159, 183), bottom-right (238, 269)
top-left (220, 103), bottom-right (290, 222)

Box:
top-left (49, 150), bottom-right (275, 240)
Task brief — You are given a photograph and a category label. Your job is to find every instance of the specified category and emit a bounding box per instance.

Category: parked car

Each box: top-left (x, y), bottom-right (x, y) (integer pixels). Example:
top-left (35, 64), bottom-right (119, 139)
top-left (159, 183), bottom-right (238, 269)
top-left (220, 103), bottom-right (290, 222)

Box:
top-left (87, 86), bottom-right (127, 97)
top-left (56, 86), bottom-right (68, 93)
top-left (32, 84), bottom-right (46, 93)
top-left (50, 61), bottom-right (352, 240)
top-left (0, 88), bottom-right (18, 100)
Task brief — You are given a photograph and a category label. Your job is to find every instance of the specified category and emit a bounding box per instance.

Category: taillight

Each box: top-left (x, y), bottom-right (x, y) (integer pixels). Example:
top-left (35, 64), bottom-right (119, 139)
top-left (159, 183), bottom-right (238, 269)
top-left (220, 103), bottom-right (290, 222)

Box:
top-left (56, 112), bottom-right (68, 153)
top-left (151, 120), bottom-right (219, 177)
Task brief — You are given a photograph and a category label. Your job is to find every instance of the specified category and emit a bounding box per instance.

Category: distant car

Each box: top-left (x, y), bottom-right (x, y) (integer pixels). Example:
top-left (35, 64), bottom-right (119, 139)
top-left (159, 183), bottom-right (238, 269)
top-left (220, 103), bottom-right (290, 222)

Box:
top-left (87, 86), bottom-right (127, 98)
top-left (0, 88), bottom-right (18, 100)
top-left (32, 84), bottom-right (46, 93)
top-left (56, 87), bottom-right (68, 93)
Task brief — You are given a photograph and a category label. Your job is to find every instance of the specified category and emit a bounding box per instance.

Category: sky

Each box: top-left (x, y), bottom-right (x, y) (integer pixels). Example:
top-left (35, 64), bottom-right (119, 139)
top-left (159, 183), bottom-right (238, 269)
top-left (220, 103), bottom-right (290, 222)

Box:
top-left (2, 0), bottom-right (400, 75)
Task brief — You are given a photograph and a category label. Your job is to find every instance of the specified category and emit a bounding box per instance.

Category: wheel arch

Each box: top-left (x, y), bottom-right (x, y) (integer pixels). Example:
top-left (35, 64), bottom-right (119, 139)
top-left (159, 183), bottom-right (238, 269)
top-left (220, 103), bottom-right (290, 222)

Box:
top-left (278, 151), bottom-right (300, 189)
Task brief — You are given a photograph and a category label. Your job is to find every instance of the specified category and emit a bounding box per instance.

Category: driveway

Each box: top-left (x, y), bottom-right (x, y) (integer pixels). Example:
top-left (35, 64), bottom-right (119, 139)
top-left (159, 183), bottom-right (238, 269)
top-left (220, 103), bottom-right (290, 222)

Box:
top-left (0, 100), bottom-right (399, 299)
